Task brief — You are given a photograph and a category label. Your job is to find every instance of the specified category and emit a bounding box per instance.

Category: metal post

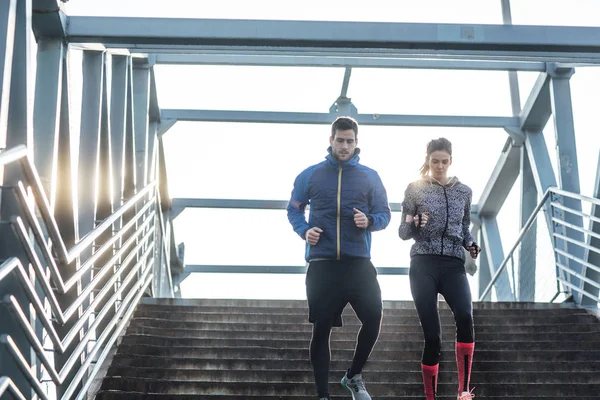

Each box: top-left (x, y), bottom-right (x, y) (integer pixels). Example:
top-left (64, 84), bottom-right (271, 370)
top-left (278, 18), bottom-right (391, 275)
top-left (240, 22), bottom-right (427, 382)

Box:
top-left (518, 146), bottom-right (537, 301)
top-left (549, 65), bottom-right (586, 304)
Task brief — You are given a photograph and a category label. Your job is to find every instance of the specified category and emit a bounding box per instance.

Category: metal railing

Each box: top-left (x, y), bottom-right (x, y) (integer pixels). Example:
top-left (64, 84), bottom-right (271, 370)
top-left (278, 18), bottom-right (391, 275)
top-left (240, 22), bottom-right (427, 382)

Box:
top-left (0, 145), bottom-right (174, 399)
top-left (480, 186), bottom-right (600, 306)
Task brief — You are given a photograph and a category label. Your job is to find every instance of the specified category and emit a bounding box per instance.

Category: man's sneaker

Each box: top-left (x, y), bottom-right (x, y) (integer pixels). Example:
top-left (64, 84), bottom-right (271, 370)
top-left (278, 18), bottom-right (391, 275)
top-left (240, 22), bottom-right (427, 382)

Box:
top-left (458, 388), bottom-right (475, 399)
top-left (341, 372), bottom-right (372, 400)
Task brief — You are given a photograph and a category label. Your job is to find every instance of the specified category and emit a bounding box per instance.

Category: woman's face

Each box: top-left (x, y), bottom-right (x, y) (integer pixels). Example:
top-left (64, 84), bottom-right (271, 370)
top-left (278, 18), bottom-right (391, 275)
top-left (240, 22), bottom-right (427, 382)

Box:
top-left (428, 150), bottom-right (452, 179)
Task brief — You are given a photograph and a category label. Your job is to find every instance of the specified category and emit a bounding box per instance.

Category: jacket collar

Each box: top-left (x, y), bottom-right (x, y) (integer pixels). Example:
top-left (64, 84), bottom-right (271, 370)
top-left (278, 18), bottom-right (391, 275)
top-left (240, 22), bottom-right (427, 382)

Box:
top-left (325, 147), bottom-right (361, 167)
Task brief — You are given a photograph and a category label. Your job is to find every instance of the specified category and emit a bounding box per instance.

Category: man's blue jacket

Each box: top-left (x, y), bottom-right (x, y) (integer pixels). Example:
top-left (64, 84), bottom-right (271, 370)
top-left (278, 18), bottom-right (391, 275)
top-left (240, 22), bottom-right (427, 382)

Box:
top-left (287, 148), bottom-right (391, 262)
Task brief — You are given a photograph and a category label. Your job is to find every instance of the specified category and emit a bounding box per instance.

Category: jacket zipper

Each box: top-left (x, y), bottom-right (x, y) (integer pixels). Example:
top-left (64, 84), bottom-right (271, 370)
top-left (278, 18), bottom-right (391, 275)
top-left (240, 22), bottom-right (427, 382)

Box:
top-left (337, 166), bottom-right (342, 260)
top-left (441, 186), bottom-right (449, 255)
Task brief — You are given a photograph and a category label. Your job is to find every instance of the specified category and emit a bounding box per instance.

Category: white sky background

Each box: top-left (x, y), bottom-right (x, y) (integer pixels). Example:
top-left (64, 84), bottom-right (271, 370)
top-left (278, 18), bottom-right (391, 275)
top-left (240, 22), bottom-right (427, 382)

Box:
top-left (65, 1), bottom-right (600, 301)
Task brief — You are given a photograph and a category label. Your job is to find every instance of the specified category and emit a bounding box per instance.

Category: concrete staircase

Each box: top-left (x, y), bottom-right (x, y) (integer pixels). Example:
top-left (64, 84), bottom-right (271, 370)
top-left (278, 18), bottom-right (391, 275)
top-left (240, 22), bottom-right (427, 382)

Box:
top-left (95, 298), bottom-right (600, 399)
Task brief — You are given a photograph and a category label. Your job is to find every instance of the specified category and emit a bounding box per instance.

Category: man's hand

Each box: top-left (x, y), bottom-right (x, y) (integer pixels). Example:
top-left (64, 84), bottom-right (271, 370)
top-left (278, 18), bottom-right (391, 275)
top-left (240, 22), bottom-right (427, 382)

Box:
top-left (467, 242), bottom-right (481, 259)
top-left (305, 227), bottom-right (323, 245)
top-left (353, 208), bottom-right (370, 229)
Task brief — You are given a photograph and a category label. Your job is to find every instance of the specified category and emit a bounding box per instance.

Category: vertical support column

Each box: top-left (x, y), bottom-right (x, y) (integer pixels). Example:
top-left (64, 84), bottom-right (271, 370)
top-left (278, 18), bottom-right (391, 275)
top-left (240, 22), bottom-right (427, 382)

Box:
top-left (518, 147), bottom-right (538, 301)
top-left (481, 217), bottom-right (514, 301)
top-left (75, 50), bottom-right (104, 387)
top-left (132, 63), bottom-right (150, 191)
top-left (0, 0), bottom-right (34, 397)
top-left (478, 233), bottom-right (492, 300)
top-left (110, 54), bottom-right (128, 311)
top-left (0, 0), bottom-right (17, 154)
top-left (549, 65), bottom-right (586, 304)
top-left (501, 0), bottom-right (521, 117)
top-left (31, 37), bottom-right (65, 399)
top-left (90, 54), bottom-right (117, 364)
top-left (33, 39), bottom-right (63, 199)
top-left (53, 50), bottom-right (80, 400)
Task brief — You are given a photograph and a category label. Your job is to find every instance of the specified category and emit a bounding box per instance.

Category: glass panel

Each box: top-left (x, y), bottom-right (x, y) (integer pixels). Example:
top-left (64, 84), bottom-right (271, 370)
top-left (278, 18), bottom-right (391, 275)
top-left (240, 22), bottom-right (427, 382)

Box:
top-left (154, 65), bottom-right (344, 112)
top-left (349, 69), bottom-right (512, 117)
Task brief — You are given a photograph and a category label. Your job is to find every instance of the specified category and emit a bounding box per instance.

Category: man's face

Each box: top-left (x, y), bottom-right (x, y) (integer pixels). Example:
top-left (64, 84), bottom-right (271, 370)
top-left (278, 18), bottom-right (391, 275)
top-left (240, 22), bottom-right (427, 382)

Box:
top-left (330, 129), bottom-right (357, 162)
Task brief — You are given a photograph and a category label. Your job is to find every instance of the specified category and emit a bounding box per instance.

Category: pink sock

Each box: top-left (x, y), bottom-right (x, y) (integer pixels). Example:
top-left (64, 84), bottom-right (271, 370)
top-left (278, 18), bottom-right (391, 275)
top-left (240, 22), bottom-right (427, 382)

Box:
top-left (421, 363), bottom-right (438, 400)
top-left (456, 342), bottom-right (475, 393)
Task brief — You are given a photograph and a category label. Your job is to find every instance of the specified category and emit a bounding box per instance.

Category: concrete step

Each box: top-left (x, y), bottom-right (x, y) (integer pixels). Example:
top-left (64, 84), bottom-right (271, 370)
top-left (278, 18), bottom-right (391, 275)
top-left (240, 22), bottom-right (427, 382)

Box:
top-left (99, 377), bottom-right (600, 396)
top-left (115, 344), bottom-right (600, 362)
top-left (96, 393), bottom-right (599, 400)
top-left (132, 310), bottom-right (597, 325)
top-left (125, 325), bottom-right (600, 342)
top-left (109, 355), bottom-right (600, 372)
top-left (119, 334), bottom-right (600, 351)
top-left (104, 367), bottom-right (600, 384)
top-left (139, 298), bottom-right (581, 310)
top-left (135, 303), bottom-right (590, 317)
top-left (128, 318), bottom-right (600, 333)
top-left (97, 299), bottom-right (600, 399)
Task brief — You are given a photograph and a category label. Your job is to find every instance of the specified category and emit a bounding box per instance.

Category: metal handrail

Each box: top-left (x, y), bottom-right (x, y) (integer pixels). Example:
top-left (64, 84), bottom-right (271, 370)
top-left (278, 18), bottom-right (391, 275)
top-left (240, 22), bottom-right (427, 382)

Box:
top-left (1, 144), bottom-right (156, 264)
top-left (479, 186), bottom-right (600, 302)
top-left (479, 188), bottom-right (553, 300)
top-left (552, 186), bottom-right (600, 208)
top-left (0, 377), bottom-right (26, 400)
top-left (0, 144), bottom-right (172, 400)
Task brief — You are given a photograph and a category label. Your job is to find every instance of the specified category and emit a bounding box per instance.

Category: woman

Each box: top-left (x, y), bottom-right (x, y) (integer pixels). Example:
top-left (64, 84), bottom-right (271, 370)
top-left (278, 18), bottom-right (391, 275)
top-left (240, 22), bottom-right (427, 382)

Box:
top-left (398, 138), bottom-right (480, 400)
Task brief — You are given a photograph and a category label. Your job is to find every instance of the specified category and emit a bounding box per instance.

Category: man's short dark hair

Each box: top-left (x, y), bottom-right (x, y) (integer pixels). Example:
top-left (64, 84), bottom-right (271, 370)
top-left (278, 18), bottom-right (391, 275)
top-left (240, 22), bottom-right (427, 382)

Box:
top-left (331, 116), bottom-right (358, 139)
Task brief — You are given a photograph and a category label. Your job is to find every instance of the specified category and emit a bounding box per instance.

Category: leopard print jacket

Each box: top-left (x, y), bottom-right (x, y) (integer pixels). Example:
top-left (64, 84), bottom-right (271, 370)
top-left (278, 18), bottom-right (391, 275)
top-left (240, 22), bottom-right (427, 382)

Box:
top-left (398, 176), bottom-right (475, 261)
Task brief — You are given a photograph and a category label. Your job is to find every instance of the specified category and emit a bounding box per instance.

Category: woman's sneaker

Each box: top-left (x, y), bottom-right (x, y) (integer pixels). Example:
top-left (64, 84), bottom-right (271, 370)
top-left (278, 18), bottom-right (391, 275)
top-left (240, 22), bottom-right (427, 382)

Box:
top-left (458, 388), bottom-right (475, 399)
top-left (341, 372), bottom-right (372, 400)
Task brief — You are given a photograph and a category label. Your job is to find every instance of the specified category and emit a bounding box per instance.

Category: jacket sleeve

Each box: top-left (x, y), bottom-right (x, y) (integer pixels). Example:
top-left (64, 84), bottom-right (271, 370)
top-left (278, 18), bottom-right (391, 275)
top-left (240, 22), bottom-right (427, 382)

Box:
top-left (287, 170), bottom-right (311, 239)
top-left (462, 188), bottom-right (476, 248)
top-left (398, 182), bottom-right (419, 240)
top-left (367, 172), bottom-right (391, 231)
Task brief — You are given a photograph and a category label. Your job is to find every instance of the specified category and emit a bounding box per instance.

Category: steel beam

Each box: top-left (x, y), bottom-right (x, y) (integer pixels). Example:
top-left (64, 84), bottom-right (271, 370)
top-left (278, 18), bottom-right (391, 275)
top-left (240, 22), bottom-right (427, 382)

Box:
top-left (478, 233), bottom-right (492, 300)
top-left (110, 55), bottom-right (128, 207)
top-left (151, 53), bottom-right (547, 71)
top-left (520, 72), bottom-right (551, 131)
top-left (184, 264), bottom-right (408, 275)
top-left (132, 64), bottom-right (150, 189)
top-left (78, 50), bottom-right (104, 239)
top-left (31, 0), bottom-right (67, 38)
top-left (501, 0), bottom-right (522, 116)
top-left (0, 0), bottom-right (17, 145)
top-left (170, 198), bottom-right (403, 219)
top-left (480, 217), bottom-right (514, 301)
top-left (524, 129), bottom-right (559, 242)
top-left (477, 137), bottom-right (521, 217)
top-left (340, 67), bottom-right (352, 98)
top-left (549, 67), bottom-right (585, 304)
top-left (0, 0), bottom-right (34, 396)
top-left (518, 146), bottom-right (537, 301)
top-left (66, 18), bottom-right (600, 55)
top-left (33, 39), bottom-right (64, 202)
top-left (160, 109), bottom-right (518, 128)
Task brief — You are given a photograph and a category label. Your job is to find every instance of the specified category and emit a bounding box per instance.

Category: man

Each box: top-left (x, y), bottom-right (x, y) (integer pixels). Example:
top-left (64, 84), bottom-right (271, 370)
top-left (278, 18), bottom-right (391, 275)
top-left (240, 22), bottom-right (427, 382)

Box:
top-left (287, 116), bottom-right (391, 400)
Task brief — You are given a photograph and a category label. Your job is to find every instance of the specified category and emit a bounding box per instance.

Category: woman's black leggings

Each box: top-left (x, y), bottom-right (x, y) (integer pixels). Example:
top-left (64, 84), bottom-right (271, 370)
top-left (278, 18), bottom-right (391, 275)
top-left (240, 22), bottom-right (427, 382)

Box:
top-left (409, 255), bottom-right (474, 366)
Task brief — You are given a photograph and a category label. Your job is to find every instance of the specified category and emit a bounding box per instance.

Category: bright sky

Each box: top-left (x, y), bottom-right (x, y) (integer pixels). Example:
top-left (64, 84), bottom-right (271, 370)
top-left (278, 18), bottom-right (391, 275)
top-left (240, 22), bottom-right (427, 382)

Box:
top-left (64, 1), bottom-right (600, 301)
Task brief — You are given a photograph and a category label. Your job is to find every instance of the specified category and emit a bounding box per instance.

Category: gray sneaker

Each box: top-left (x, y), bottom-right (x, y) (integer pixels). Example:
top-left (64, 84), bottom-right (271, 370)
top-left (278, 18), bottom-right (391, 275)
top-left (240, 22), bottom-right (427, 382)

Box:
top-left (341, 372), bottom-right (372, 400)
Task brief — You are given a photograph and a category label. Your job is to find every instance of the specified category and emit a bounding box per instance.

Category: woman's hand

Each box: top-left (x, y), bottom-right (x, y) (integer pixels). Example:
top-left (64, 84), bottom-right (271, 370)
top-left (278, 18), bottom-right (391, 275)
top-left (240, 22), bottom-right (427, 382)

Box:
top-left (406, 213), bottom-right (428, 228)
